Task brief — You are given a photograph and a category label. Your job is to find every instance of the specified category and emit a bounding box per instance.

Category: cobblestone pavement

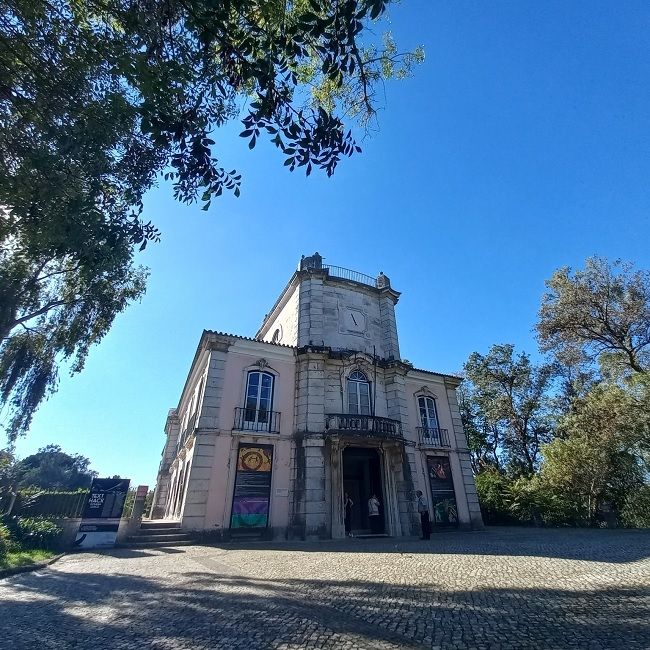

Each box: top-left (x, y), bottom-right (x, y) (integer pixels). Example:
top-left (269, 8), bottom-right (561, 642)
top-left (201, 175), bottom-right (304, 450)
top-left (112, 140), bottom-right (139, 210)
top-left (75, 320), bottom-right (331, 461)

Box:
top-left (1, 528), bottom-right (649, 650)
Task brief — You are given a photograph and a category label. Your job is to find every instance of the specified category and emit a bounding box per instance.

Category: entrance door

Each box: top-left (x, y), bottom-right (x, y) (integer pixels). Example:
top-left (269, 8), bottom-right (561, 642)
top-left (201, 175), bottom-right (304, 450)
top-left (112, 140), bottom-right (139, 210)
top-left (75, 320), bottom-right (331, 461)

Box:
top-left (342, 447), bottom-right (384, 534)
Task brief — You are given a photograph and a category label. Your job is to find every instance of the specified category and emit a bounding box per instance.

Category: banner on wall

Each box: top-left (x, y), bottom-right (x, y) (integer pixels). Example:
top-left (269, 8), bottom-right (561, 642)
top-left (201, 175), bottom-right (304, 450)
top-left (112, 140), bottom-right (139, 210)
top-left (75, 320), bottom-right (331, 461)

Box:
top-left (426, 456), bottom-right (458, 527)
top-left (230, 444), bottom-right (274, 529)
top-left (74, 478), bottom-right (130, 549)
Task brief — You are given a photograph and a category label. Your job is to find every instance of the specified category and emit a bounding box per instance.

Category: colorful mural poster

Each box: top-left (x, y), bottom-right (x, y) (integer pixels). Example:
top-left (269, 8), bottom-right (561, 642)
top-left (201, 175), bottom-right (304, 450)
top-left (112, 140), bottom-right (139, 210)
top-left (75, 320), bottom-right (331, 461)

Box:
top-left (426, 456), bottom-right (458, 527)
top-left (230, 444), bottom-right (274, 529)
top-left (74, 478), bottom-right (130, 549)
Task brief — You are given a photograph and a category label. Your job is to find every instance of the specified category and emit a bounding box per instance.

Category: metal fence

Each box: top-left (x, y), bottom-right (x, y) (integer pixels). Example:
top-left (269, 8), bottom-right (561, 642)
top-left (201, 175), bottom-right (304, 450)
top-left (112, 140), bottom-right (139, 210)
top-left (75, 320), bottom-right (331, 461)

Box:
top-left (11, 490), bottom-right (89, 518)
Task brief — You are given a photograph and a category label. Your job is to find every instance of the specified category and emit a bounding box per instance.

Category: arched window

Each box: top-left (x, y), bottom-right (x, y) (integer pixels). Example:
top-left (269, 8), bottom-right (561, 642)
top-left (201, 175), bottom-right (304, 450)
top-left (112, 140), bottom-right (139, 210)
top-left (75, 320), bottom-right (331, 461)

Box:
top-left (347, 370), bottom-right (371, 415)
top-left (418, 395), bottom-right (439, 431)
top-left (244, 371), bottom-right (274, 429)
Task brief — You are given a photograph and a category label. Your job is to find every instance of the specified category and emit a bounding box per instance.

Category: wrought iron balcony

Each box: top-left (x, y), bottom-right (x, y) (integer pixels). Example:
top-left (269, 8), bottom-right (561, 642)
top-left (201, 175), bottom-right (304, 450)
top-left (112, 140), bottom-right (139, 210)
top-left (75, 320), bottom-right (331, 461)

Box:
top-left (326, 413), bottom-right (402, 438)
top-left (417, 426), bottom-right (451, 448)
top-left (233, 407), bottom-right (281, 433)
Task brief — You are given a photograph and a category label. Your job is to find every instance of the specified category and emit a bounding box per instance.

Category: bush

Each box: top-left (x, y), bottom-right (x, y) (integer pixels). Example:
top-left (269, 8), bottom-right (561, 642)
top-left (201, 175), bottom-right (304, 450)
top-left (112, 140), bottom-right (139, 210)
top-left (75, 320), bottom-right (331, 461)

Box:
top-left (475, 469), bottom-right (515, 525)
top-left (0, 522), bottom-right (12, 558)
top-left (620, 485), bottom-right (650, 528)
top-left (15, 517), bottom-right (62, 550)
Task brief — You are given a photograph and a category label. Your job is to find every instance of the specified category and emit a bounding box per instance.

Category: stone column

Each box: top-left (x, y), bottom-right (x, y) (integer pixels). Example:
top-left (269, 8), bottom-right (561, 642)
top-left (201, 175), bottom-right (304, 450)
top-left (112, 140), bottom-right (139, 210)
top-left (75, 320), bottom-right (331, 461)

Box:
top-left (292, 349), bottom-right (328, 538)
top-left (445, 378), bottom-right (484, 530)
top-left (328, 438), bottom-right (345, 539)
top-left (303, 436), bottom-right (328, 538)
top-left (378, 286), bottom-right (401, 360)
top-left (382, 445), bottom-right (404, 536)
top-left (297, 273), bottom-right (327, 347)
top-left (384, 365), bottom-right (418, 535)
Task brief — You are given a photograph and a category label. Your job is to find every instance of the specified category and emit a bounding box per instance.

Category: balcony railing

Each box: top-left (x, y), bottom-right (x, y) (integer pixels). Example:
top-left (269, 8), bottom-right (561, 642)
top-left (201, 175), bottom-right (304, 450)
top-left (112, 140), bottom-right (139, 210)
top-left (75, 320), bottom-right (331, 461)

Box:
top-left (417, 426), bottom-right (451, 448)
top-left (326, 413), bottom-right (402, 438)
top-left (233, 407), bottom-right (281, 433)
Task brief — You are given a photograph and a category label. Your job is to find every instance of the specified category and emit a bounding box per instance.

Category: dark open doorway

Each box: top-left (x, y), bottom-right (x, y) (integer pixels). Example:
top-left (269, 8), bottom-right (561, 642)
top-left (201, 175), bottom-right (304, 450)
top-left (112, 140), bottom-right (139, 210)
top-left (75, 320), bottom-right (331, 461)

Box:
top-left (342, 447), bottom-right (384, 535)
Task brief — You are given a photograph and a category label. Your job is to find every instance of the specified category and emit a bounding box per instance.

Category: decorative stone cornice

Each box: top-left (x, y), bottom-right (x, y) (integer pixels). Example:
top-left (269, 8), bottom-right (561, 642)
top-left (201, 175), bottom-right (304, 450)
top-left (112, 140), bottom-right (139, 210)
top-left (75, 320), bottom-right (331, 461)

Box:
top-left (202, 336), bottom-right (232, 353)
top-left (378, 286), bottom-right (401, 305)
top-left (443, 375), bottom-right (463, 390)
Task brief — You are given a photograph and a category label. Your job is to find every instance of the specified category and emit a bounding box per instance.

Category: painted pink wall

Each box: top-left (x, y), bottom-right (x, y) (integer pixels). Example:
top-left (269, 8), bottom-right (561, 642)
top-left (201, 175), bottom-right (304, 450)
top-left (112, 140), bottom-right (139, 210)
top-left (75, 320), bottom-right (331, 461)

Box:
top-left (404, 375), bottom-right (471, 525)
top-left (202, 344), bottom-right (296, 532)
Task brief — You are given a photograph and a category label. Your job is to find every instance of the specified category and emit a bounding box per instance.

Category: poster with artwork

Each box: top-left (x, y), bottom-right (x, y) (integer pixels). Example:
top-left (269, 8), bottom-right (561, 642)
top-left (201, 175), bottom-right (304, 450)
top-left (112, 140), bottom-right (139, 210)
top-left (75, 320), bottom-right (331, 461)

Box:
top-left (230, 445), bottom-right (273, 529)
top-left (426, 456), bottom-right (458, 527)
top-left (74, 478), bottom-right (130, 549)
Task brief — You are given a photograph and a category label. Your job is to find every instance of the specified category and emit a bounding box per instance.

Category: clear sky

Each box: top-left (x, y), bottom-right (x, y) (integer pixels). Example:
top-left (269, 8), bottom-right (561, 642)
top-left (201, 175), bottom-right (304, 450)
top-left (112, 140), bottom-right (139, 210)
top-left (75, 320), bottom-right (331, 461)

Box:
top-left (10, 1), bottom-right (650, 485)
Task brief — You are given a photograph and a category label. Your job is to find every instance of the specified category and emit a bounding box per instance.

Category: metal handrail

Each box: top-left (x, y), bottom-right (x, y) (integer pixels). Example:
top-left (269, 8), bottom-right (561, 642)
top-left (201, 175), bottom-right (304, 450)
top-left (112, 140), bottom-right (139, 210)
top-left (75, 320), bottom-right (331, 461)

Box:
top-left (233, 407), bottom-right (281, 433)
top-left (322, 265), bottom-right (377, 288)
top-left (326, 413), bottom-right (402, 437)
top-left (417, 426), bottom-right (451, 448)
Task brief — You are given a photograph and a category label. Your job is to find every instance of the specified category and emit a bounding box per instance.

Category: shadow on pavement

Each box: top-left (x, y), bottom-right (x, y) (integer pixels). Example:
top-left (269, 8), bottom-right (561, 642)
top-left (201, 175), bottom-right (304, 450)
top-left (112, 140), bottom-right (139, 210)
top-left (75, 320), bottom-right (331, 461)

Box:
top-left (196, 527), bottom-right (650, 564)
top-left (1, 558), bottom-right (648, 650)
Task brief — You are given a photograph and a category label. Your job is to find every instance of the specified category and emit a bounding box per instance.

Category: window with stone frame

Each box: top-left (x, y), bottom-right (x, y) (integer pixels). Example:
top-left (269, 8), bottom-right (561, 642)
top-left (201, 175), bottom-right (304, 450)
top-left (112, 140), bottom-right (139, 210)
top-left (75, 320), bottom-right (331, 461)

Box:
top-left (347, 370), bottom-right (371, 415)
top-left (418, 395), bottom-right (440, 432)
top-left (244, 370), bottom-right (274, 428)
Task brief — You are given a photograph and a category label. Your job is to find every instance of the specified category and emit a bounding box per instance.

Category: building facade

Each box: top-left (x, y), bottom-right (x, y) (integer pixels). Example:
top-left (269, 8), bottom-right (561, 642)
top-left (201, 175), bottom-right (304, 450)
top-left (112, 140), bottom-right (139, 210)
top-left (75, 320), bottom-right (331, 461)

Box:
top-left (151, 253), bottom-right (483, 538)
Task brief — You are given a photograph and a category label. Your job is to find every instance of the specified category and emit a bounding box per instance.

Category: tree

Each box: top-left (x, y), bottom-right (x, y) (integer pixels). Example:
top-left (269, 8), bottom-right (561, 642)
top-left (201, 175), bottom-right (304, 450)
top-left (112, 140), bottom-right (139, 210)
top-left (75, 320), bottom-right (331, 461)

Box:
top-left (457, 380), bottom-right (502, 473)
top-left (0, 229), bottom-right (147, 438)
top-left (15, 444), bottom-right (97, 489)
top-left (0, 448), bottom-right (18, 512)
top-left (538, 257), bottom-right (650, 376)
top-left (463, 344), bottom-right (556, 476)
top-left (1, 0), bottom-right (422, 439)
top-left (540, 380), bottom-right (649, 525)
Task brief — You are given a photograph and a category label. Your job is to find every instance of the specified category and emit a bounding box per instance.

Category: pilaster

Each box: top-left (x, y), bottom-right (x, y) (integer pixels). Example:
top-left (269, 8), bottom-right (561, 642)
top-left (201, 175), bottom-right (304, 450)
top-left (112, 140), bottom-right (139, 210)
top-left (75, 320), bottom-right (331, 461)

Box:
top-left (198, 344), bottom-right (229, 430)
top-left (298, 274), bottom-right (326, 347)
top-left (384, 366), bottom-right (418, 535)
top-left (180, 431), bottom-right (219, 530)
top-left (152, 409), bottom-right (180, 518)
top-left (445, 379), bottom-right (484, 530)
top-left (379, 289), bottom-right (401, 360)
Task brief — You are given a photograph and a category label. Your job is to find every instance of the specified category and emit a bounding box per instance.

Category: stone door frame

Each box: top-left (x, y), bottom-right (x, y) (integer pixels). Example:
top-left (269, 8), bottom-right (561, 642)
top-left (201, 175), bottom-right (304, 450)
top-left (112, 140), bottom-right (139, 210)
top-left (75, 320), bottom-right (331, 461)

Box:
top-left (329, 436), bottom-right (404, 539)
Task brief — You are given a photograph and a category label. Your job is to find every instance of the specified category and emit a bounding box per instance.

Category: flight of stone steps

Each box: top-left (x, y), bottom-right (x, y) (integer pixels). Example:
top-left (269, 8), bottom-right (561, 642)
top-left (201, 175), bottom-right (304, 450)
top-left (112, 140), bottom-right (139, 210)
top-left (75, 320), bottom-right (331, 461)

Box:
top-left (124, 520), bottom-right (196, 548)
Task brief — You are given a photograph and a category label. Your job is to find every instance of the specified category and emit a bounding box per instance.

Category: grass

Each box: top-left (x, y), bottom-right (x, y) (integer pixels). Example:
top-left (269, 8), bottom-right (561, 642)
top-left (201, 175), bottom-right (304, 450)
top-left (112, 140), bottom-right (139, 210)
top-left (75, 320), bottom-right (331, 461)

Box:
top-left (0, 549), bottom-right (56, 570)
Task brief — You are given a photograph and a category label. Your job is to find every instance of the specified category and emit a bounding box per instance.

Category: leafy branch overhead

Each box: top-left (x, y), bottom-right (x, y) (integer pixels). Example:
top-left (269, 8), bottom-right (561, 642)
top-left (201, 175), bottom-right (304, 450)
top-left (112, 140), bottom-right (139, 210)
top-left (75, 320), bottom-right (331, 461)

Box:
top-left (2, 0), bottom-right (423, 246)
top-left (0, 0), bottom-right (421, 440)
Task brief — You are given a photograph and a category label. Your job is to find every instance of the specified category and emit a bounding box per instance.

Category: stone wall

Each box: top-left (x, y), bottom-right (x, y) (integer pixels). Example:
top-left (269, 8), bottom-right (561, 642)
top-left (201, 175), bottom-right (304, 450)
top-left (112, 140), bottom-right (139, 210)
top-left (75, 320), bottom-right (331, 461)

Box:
top-left (259, 281), bottom-right (300, 346)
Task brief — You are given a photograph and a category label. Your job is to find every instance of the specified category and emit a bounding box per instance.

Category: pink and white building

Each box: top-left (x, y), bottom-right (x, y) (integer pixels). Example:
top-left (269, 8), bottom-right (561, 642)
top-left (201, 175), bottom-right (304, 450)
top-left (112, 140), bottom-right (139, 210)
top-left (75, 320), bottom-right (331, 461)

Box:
top-left (151, 253), bottom-right (483, 539)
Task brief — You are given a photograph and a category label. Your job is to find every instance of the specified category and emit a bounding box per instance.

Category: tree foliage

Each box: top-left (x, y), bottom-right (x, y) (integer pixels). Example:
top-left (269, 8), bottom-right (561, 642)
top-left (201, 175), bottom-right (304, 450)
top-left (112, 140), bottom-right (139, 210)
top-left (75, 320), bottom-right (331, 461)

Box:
top-left (467, 256), bottom-right (650, 528)
top-left (0, 0), bottom-right (422, 440)
top-left (538, 256), bottom-right (650, 376)
top-left (14, 444), bottom-right (97, 489)
top-left (0, 231), bottom-right (148, 438)
top-left (463, 344), bottom-right (555, 476)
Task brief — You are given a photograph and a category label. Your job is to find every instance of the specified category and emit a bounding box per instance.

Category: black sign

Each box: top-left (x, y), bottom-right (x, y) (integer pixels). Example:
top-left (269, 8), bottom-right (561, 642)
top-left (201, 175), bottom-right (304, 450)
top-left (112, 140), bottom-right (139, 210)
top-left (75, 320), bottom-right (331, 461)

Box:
top-left (83, 478), bottom-right (130, 519)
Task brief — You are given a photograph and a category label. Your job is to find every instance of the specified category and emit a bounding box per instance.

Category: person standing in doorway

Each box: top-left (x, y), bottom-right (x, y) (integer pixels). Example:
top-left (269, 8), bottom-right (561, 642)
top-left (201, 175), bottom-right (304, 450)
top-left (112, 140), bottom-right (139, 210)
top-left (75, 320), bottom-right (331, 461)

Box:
top-left (416, 490), bottom-right (431, 540)
top-left (344, 493), bottom-right (354, 537)
top-left (368, 494), bottom-right (381, 534)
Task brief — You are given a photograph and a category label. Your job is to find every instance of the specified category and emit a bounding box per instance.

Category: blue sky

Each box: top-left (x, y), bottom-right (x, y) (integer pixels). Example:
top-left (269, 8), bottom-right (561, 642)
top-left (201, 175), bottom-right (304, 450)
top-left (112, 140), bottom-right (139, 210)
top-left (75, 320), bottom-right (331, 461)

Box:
top-left (11, 1), bottom-right (650, 485)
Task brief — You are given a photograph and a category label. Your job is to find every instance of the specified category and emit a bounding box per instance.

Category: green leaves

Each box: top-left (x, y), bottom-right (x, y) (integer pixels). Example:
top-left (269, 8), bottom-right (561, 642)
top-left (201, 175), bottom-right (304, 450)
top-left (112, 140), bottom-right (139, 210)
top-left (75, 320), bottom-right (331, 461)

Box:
top-left (538, 257), bottom-right (650, 376)
top-left (0, 0), bottom-right (420, 440)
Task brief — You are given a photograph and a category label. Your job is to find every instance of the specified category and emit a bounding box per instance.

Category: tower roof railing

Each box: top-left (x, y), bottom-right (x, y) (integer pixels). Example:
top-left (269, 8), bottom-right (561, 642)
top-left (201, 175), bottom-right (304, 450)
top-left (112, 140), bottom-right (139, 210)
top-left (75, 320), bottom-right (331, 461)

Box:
top-left (322, 264), bottom-right (377, 288)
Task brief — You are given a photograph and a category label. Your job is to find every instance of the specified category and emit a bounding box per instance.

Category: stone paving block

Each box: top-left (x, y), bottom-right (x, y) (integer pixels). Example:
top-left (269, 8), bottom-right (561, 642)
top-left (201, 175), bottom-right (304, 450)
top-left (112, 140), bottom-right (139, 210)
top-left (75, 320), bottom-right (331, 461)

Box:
top-left (0, 528), bottom-right (648, 650)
